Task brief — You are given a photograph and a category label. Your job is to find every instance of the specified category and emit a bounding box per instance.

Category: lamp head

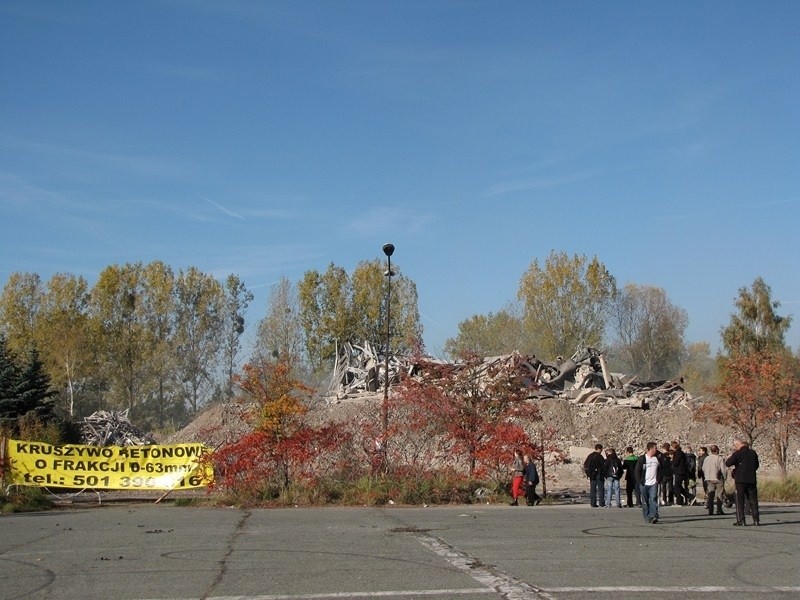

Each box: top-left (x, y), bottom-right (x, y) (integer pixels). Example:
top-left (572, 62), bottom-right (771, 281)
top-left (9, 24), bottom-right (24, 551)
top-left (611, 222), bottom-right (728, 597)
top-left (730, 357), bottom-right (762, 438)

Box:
top-left (382, 243), bottom-right (395, 257)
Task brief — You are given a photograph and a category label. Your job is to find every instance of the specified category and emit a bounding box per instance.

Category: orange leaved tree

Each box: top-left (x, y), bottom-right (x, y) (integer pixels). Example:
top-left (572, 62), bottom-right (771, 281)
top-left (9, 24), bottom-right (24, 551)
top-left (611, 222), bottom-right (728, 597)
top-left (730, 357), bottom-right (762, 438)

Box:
top-left (698, 350), bottom-right (800, 479)
top-left (211, 358), bottom-right (348, 499)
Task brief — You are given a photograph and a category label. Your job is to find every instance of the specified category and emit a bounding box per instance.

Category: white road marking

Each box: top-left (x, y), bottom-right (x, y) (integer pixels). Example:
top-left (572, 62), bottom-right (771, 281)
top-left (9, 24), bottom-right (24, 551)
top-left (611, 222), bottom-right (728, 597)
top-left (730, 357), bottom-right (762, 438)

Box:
top-left (414, 534), bottom-right (555, 600)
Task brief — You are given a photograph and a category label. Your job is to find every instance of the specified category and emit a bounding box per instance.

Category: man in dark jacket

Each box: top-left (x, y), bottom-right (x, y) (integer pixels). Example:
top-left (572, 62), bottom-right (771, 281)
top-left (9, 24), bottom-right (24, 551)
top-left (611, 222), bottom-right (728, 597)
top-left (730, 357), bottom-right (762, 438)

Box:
top-left (583, 444), bottom-right (605, 507)
top-left (725, 438), bottom-right (760, 526)
top-left (671, 441), bottom-right (690, 506)
top-left (659, 443), bottom-right (674, 506)
top-left (622, 446), bottom-right (640, 508)
top-left (523, 454), bottom-right (542, 506)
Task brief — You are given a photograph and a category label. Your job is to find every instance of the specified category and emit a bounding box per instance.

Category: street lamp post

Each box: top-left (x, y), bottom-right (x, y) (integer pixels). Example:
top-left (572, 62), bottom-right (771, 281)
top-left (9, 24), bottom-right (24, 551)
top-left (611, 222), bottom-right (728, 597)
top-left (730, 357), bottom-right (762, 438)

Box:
top-left (381, 243), bottom-right (394, 439)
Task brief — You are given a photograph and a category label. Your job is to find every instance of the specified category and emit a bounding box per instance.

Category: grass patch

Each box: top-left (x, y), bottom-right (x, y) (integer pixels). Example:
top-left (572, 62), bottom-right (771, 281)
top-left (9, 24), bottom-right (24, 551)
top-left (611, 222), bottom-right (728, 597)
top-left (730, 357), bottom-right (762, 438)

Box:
top-left (1, 487), bottom-right (54, 514)
top-left (759, 475), bottom-right (800, 502)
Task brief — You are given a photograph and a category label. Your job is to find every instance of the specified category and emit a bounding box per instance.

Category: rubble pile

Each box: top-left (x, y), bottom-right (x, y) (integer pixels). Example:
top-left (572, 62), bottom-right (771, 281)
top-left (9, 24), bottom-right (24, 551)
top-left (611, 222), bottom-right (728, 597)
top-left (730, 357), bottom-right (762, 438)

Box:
top-left (326, 340), bottom-right (419, 400)
top-left (79, 410), bottom-right (156, 446)
top-left (325, 344), bottom-right (697, 410)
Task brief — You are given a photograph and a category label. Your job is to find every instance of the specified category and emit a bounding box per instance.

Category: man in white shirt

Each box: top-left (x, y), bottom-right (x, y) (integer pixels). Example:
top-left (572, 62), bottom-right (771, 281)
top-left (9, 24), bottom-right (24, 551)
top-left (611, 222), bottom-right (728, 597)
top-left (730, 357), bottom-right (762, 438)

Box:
top-left (635, 441), bottom-right (662, 524)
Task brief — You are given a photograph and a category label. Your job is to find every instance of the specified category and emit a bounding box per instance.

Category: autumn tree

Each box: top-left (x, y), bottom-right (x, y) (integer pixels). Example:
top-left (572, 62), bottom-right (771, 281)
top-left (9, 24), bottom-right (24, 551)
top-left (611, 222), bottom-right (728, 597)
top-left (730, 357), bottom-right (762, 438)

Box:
top-left (444, 305), bottom-right (527, 359)
top-left (38, 273), bottom-right (93, 418)
top-left (609, 283), bottom-right (688, 380)
top-left (138, 262), bottom-right (180, 427)
top-left (212, 357), bottom-right (347, 497)
top-left (0, 272), bottom-right (44, 357)
top-left (173, 267), bottom-right (225, 415)
top-left (721, 277), bottom-right (791, 356)
top-left (91, 263), bottom-right (149, 414)
top-left (255, 276), bottom-right (305, 371)
top-left (698, 278), bottom-right (798, 478)
top-left (394, 354), bottom-right (541, 480)
top-left (518, 251), bottom-right (617, 360)
top-left (220, 274), bottom-right (254, 400)
top-left (298, 264), bottom-right (352, 372)
top-left (298, 261), bottom-right (422, 373)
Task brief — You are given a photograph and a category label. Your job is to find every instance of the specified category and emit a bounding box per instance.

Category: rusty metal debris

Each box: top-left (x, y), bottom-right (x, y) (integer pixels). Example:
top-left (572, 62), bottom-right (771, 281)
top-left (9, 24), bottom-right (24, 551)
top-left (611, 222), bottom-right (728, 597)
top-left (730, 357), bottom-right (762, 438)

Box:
top-left (79, 410), bottom-right (155, 446)
top-left (325, 344), bottom-right (695, 409)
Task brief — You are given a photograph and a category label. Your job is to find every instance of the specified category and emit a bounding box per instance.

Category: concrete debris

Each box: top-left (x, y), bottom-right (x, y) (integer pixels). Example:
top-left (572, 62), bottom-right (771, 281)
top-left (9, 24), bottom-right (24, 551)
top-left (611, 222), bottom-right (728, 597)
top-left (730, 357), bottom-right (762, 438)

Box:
top-left (325, 340), bottom-right (417, 401)
top-left (325, 344), bottom-right (697, 409)
top-left (79, 410), bottom-right (156, 446)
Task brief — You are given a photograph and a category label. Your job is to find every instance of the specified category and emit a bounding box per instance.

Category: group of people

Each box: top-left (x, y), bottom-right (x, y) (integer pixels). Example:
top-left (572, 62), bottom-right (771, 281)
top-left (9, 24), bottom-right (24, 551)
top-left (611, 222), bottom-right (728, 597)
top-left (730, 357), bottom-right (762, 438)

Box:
top-left (579, 438), bottom-right (761, 526)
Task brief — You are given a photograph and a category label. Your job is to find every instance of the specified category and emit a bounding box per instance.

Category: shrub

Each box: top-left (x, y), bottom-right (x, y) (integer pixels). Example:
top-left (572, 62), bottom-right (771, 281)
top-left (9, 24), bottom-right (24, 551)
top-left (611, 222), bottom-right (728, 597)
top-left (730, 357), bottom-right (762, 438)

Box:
top-left (759, 475), bottom-right (800, 502)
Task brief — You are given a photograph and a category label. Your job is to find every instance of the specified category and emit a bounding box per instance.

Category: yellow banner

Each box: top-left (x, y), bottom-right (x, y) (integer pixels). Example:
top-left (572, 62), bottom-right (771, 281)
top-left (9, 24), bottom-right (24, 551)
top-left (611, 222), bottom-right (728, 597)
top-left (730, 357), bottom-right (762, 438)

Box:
top-left (6, 439), bottom-right (213, 490)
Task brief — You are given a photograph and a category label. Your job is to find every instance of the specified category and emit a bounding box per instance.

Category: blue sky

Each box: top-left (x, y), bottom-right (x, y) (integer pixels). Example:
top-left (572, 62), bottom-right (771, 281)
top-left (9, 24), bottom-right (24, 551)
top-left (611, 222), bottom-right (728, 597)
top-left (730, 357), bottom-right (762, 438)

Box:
top-left (2, 1), bottom-right (798, 357)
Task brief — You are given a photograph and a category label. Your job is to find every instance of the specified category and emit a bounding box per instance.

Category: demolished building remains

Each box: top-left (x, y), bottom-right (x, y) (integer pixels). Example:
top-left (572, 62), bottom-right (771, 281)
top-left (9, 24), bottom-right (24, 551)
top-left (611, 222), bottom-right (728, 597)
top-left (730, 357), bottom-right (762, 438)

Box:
top-left (325, 343), bottom-right (696, 409)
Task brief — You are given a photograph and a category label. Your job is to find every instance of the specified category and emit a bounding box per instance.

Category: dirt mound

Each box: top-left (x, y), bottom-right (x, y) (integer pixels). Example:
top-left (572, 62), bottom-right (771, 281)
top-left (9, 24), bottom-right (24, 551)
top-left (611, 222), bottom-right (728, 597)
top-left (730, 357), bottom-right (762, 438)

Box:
top-left (166, 395), bottom-right (797, 489)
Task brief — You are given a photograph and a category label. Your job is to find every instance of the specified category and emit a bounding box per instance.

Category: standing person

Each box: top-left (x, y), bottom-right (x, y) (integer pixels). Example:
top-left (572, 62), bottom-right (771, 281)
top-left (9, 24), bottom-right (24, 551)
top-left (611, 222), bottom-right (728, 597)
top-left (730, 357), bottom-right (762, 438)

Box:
top-left (523, 454), bottom-right (542, 506)
top-left (659, 443), bottom-right (674, 506)
top-left (603, 447), bottom-right (624, 508)
top-left (696, 446), bottom-right (709, 500)
top-left (635, 442), bottom-right (662, 524)
top-left (685, 445), bottom-right (698, 505)
top-left (509, 449), bottom-right (525, 506)
top-left (583, 444), bottom-right (606, 508)
top-left (725, 438), bottom-right (760, 526)
top-left (671, 441), bottom-right (690, 506)
top-left (699, 444), bottom-right (726, 516)
top-left (622, 446), bottom-right (641, 508)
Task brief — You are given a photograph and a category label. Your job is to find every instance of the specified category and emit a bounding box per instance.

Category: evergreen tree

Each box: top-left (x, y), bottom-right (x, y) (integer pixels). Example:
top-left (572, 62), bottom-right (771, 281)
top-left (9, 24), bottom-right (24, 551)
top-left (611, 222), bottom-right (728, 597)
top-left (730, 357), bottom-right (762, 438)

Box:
top-left (0, 337), bottom-right (57, 431)
top-left (0, 335), bottom-right (22, 425)
top-left (16, 347), bottom-right (57, 422)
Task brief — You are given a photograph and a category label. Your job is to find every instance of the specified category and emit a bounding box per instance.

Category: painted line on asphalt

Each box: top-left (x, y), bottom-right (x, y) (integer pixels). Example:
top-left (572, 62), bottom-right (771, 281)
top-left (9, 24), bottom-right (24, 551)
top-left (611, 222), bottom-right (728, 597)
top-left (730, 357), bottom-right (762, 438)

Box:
top-left (150, 591), bottom-right (494, 600)
top-left (541, 586), bottom-right (800, 594)
top-left (414, 534), bottom-right (556, 600)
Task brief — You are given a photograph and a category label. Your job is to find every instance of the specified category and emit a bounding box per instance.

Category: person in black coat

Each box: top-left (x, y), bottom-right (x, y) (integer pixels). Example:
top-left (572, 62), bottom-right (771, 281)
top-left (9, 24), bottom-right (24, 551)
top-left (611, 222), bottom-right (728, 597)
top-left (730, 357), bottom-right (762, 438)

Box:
top-left (583, 444), bottom-right (606, 507)
top-left (622, 446), bottom-right (641, 508)
top-left (523, 454), bottom-right (542, 506)
top-left (659, 443), bottom-right (674, 505)
top-left (725, 438), bottom-right (760, 526)
top-left (670, 441), bottom-right (690, 506)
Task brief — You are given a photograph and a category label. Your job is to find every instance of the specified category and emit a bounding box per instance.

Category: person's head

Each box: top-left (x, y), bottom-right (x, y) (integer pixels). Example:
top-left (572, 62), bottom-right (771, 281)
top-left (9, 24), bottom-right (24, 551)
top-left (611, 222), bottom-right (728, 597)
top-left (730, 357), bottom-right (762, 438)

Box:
top-left (670, 441), bottom-right (680, 450)
top-left (605, 447), bottom-right (616, 457)
top-left (662, 443), bottom-right (671, 453)
top-left (523, 454), bottom-right (531, 463)
top-left (734, 437), bottom-right (748, 451)
top-left (685, 445), bottom-right (693, 453)
top-left (515, 448), bottom-right (523, 457)
top-left (625, 446), bottom-right (634, 454)
top-left (699, 446), bottom-right (708, 456)
top-left (710, 444), bottom-right (719, 454)
top-left (645, 441), bottom-right (658, 457)
top-left (595, 443), bottom-right (603, 452)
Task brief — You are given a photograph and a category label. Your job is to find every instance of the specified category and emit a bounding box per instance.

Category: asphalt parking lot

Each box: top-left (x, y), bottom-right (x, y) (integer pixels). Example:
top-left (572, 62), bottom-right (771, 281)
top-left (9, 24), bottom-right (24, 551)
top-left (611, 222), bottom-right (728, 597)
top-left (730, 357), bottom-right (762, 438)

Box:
top-left (2, 501), bottom-right (799, 600)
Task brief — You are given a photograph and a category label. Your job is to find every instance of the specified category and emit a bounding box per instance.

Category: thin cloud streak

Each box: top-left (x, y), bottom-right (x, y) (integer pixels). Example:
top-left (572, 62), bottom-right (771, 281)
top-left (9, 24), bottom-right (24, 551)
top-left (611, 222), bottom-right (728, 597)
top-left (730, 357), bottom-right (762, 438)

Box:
top-left (201, 196), bottom-right (244, 220)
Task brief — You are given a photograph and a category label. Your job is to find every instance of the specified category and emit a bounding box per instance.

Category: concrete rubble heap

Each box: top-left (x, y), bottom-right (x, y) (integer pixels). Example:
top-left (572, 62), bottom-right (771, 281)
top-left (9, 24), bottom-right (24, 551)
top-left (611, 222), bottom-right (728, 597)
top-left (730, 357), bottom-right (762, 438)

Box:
top-left (79, 409), bottom-right (156, 446)
top-left (326, 344), bottom-right (697, 410)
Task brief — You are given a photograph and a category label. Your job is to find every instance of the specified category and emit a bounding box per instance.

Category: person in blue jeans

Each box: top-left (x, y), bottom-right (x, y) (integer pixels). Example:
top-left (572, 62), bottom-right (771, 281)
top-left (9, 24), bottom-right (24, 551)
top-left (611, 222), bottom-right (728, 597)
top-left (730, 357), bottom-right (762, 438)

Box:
top-left (634, 442), bottom-right (662, 524)
top-left (603, 447), bottom-right (624, 508)
top-left (583, 443), bottom-right (606, 507)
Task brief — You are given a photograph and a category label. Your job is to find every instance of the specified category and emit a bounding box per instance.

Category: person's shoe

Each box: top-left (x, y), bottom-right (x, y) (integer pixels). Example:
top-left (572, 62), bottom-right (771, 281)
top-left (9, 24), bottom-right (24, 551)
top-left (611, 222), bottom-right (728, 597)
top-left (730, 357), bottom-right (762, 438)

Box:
top-left (753, 521), bottom-right (760, 526)
top-left (651, 518), bottom-right (658, 524)
top-left (535, 498), bottom-right (542, 506)
top-left (733, 521), bottom-right (745, 526)
top-left (526, 502), bottom-right (534, 506)
top-left (509, 499), bottom-right (518, 506)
